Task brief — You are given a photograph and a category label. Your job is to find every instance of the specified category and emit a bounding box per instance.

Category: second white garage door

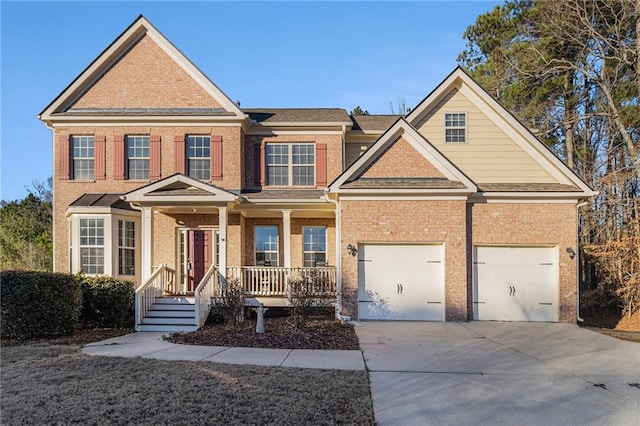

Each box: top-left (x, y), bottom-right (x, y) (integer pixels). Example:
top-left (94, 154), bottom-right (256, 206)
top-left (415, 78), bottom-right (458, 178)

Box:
top-left (358, 244), bottom-right (444, 321)
top-left (474, 246), bottom-right (559, 322)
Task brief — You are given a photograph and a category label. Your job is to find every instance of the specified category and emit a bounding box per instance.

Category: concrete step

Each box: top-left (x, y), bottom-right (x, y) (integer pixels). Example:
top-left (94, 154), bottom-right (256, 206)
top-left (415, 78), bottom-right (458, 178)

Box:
top-left (142, 317), bottom-right (196, 326)
top-left (146, 310), bottom-right (195, 318)
top-left (151, 303), bottom-right (195, 311)
top-left (136, 324), bottom-right (199, 333)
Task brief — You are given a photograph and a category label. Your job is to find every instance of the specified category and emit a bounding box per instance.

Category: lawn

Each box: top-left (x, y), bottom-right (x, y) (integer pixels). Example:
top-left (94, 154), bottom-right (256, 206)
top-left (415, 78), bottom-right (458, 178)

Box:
top-left (1, 345), bottom-right (374, 425)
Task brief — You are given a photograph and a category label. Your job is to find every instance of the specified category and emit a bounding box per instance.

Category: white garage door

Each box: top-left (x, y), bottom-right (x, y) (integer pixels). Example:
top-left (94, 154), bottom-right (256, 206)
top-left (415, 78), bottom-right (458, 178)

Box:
top-left (358, 244), bottom-right (444, 321)
top-left (474, 246), bottom-right (558, 322)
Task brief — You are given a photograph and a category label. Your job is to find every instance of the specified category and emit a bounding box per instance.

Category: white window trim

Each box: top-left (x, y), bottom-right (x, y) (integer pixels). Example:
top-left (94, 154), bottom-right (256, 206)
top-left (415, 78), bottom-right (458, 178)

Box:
top-left (69, 212), bottom-right (140, 279)
top-left (71, 135), bottom-right (95, 180)
top-left (255, 225), bottom-right (279, 266)
top-left (186, 135), bottom-right (211, 180)
top-left (444, 112), bottom-right (467, 143)
top-left (126, 135), bottom-right (150, 180)
top-left (266, 143), bottom-right (315, 187)
top-left (303, 226), bottom-right (327, 267)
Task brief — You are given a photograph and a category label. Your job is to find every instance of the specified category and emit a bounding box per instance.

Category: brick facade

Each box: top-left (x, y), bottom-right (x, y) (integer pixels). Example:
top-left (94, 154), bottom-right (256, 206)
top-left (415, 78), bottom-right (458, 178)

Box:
top-left (360, 137), bottom-right (446, 179)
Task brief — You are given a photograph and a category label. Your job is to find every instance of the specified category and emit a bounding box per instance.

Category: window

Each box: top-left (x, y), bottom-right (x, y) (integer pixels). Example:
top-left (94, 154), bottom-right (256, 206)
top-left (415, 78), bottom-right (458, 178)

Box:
top-left (80, 218), bottom-right (104, 274)
top-left (118, 220), bottom-right (135, 275)
top-left (266, 143), bottom-right (315, 186)
top-left (445, 113), bottom-right (466, 143)
top-left (187, 135), bottom-right (210, 179)
top-left (255, 226), bottom-right (278, 266)
top-left (126, 136), bottom-right (149, 179)
top-left (72, 136), bottom-right (94, 179)
top-left (303, 226), bottom-right (327, 267)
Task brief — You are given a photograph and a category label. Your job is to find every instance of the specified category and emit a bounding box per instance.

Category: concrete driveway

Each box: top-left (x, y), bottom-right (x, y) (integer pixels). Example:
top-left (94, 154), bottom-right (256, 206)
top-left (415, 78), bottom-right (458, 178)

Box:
top-left (356, 322), bottom-right (639, 425)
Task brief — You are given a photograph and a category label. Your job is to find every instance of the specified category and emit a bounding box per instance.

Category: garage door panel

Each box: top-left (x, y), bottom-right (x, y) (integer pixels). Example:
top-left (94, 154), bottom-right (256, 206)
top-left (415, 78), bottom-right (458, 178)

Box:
top-left (474, 246), bottom-right (558, 322)
top-left (359, 244), bottom-right (444, 321)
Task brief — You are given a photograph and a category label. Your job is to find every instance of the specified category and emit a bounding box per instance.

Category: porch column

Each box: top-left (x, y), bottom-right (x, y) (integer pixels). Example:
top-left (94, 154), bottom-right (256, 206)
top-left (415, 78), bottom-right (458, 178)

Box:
top-left (282, 209), bottom-right (291, 267)
top-left (218, 206), bottom-right (227, 275)
top-left (141, 206), bottom-right (154, 282)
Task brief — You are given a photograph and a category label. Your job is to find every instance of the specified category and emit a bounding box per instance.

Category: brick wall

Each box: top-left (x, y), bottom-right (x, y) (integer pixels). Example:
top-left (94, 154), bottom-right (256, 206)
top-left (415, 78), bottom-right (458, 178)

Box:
top-left (360, 137), bottom-right (446, 179)
top-left (340, 199), bottom-right (468, 320)
top-left (470, 202), bottom-right (578, 322)
top-left (71, 34), bottom-right (223, 110)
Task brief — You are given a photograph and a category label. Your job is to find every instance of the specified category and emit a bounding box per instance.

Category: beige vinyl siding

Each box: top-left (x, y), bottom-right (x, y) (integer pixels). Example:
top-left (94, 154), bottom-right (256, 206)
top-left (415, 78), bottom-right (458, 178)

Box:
top-left (344, 136), bottom-right (376, 168)
top-left (415, 88), bottom-right (557, 183)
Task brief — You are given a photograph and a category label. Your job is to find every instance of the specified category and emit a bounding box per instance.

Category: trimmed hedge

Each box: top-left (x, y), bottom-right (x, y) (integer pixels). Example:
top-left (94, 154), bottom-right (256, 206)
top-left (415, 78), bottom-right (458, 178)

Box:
top-left (80, 276), bottom-right (135, 328)
top-left (1, 270), bottom-right (82, 339)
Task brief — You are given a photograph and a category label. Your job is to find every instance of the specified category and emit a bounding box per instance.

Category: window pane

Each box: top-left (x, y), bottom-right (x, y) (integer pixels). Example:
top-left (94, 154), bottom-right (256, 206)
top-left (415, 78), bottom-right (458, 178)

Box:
top-left (187, 136), bottom-right (211, 179)
top-left (118, 248), bottom-right (135, 275)
top-left (255, 226), bottom-right (278, 266)
top-left (72, 136), bottom-right (95, 180)
top-left (81, 247), bottom-right (104, 274)
top-left (127, 136), bottom-right (150, 179)
top-left (293, 166), bottom-right (314, 185)
top-left (292, 144), bottom-right (314, 165)
top-left (267, 165), bottom-right (288, 185)
top-left (303, 227), bottom-right (326, 267)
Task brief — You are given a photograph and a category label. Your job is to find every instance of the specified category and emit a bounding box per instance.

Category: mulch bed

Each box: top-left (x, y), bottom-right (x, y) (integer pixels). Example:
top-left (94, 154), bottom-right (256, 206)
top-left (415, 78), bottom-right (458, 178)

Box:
top-left (580, 309), bottom-right (640, 342)
top-left (1, 328), bottom-right (134, 347)
top-left (169, 316), bottom-right (360, 350)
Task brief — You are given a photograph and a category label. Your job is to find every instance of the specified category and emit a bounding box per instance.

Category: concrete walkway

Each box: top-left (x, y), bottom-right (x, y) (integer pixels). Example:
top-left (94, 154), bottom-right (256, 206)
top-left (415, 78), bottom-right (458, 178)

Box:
top-left (82, 332), bottom-right (365, 371)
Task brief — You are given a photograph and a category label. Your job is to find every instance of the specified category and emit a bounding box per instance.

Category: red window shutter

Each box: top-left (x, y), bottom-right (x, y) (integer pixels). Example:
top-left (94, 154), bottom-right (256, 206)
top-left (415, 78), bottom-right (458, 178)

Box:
top-left (150, 135), bottom-right (162, 179)
top-left (174, 135), bottom-right (186, 174)
top-left (253, 144), bottom-right (261, 185)
top-left (260, 141), bottom-right (266, 186)
top-left (316, 143), bottom-right (327, 186)
top-left (57, 134), bottom-right (70, 180)
top-left (94, 135), bottom-right (106, 180)
top-left (211, 135), bottom-right (222, 180)
top-left (113, 135), bottom-right (125, 180)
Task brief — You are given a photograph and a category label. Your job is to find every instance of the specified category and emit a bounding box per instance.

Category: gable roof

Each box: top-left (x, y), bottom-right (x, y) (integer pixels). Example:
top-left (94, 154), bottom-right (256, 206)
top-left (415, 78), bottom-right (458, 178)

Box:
top-left (123, 173), bottom-right (237, 205)
top-left (329, 118), bottom-right (476, 195)
top-left (406, 67), bottom-right (596, 197)
top-left (39, 15), bottom-right (245, 122)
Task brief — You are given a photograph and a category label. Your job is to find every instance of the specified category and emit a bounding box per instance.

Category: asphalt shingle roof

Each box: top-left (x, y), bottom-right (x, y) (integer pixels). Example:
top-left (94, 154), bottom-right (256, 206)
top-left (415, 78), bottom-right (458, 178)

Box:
top-left (350, 115), bottom-right (400, 132)
top-left (69, 193), bottom-right (134, 210)
top-left (244, 108), bottom-right (351, 124)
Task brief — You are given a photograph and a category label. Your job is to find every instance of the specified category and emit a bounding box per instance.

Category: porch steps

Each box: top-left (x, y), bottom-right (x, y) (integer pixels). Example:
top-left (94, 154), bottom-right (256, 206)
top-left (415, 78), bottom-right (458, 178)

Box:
top-left (137, 296), bottom-right (199, 333)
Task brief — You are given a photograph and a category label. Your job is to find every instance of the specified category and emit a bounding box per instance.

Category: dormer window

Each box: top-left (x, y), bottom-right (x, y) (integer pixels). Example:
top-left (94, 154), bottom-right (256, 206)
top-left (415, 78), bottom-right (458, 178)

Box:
top-left (445, 113), bottom-right (466, 143)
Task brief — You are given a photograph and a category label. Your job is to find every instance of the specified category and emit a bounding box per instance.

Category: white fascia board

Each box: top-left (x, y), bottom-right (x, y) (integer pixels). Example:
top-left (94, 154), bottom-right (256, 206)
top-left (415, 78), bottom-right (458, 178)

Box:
top-left (243, 129), bottom-right (346, 136)
top-left (333, 188), bottom-right (474, 196)
top-left (405, 69), bottom-right (461, 124)
top-left (66, 207), bottom-right (140, 217)
top-left (127, 195), bottom-right (232, 204)
top-left (338, 195), bottom-right (469, 201)
top-left (469, 192), bottom-right (589, 202)
top-left (245, 198), bottom-right (329, 204)
top-left (123, 174), bottom-right (238, 202)
top-left (48, 116), bottom-right (245, 125)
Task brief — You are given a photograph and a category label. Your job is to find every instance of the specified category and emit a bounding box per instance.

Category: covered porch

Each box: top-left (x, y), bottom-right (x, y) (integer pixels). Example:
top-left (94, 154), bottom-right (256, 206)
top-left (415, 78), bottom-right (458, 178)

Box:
top-left (122, 174), bottom-right (338, 331)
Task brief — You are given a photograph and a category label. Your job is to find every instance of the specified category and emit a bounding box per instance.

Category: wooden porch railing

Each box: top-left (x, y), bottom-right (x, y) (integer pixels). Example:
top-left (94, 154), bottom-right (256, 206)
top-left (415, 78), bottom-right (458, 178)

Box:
top-left (225, 266), bottom-right (337, 296)
top-left (194, 264), bottom-right (219, 328)
top-left (135, 264), bottom-right (175, 327)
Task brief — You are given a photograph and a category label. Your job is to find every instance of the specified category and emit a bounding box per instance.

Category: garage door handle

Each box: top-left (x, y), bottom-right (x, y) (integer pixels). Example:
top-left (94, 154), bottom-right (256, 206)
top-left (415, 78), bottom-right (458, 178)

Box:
top-left (397, 284), bottom-right (403, 294)
top-left (509, 286), bottom-right (516, 296)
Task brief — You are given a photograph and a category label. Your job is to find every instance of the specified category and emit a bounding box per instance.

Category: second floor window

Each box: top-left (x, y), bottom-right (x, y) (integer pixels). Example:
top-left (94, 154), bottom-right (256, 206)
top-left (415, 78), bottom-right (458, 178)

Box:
top-left (187, 135), bottom-right (210, 179)
top-left (266, 143), bottom-right (315, 186)
top-left (445, 113), bottom-right (466, 143)
top-left (127, 136), bottom-right (150, 179)
top-left (72, 136), bottom-right (94, 180)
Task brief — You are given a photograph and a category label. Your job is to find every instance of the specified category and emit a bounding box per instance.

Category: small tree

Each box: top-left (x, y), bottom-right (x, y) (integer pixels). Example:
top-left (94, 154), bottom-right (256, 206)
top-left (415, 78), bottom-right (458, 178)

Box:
top-left (286, 270), bottom-right (333, 329)
top-left (350, 106), bottom-right (369, 116)
top-left (211, 277), bottom-right (245, 328)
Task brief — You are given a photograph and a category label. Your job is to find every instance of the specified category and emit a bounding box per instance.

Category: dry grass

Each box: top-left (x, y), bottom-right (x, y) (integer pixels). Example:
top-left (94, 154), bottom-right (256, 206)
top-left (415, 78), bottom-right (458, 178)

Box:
top-left (1, 345), bottom-right (374, 425)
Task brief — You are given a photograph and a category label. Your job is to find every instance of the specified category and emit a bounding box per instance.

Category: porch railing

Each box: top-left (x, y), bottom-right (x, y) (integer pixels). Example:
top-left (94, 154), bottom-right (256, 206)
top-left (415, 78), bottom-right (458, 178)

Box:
top-left (226, 266), bottom-right (337, 297)
top-left (135, 264), bottom-right (175, 326)
top-left (194, 264), bottom-right (218, 328)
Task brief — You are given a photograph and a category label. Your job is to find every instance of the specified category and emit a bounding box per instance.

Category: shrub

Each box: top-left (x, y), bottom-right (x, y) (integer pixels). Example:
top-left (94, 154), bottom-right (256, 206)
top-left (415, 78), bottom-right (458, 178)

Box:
top-left (286, 270), bottom-right (333, 329)
top-left (210, 277), bottom-right (245, 328)
top-left (0, 270), bottom-right (82, 340)
top-left (80, 276), bottom-right (135, 328)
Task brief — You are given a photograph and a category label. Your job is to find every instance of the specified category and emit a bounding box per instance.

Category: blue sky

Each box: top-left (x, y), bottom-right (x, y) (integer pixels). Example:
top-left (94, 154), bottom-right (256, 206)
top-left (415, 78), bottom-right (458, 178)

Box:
top-left (1, 0), bottom-right (500, 202)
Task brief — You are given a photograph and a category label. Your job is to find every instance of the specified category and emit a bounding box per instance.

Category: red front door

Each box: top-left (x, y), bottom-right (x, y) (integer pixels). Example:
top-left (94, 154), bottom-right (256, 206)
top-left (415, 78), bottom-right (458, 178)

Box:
top-left (187, 230), bottom-right (212, 291)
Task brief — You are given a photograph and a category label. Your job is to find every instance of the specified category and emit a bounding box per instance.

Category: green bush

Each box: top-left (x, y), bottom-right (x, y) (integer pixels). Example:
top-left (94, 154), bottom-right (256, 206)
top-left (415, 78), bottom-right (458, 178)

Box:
top-left (80, 276), bottom-right (135, 328)
top-left (0, 270), bottom-right (82, 340)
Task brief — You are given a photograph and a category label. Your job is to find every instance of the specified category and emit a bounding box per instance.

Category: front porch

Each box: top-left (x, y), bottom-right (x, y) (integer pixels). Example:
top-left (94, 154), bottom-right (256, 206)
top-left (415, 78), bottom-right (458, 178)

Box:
top-left (135, 264), bottom-right (337, 332)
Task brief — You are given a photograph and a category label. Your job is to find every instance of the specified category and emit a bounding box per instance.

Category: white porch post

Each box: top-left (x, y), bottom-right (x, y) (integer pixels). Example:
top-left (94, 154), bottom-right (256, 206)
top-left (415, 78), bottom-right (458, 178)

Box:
top-left (282, 209), bottom-right (291, 267)
top-left (141, 207), bottom-right (154, 282)
top-left (218, 206), bottom-right (227, 276)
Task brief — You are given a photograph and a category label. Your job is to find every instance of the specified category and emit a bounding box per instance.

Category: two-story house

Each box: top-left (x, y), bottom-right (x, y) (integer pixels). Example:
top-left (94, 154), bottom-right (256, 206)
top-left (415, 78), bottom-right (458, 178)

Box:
top-left (39, 16), bottom-right (595, 331)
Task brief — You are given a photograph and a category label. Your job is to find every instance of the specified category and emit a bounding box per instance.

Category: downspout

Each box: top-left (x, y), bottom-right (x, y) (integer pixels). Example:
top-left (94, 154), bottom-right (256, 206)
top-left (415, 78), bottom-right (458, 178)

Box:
top-left (324, 190), bottom-right (350, 322)
top-left (576, 201), bottom-right (589, 323)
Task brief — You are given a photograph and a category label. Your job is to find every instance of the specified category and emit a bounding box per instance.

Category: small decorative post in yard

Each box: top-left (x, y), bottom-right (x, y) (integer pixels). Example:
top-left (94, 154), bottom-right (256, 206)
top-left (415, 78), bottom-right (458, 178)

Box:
top-left (254, 303), bottom-right (268, 333)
